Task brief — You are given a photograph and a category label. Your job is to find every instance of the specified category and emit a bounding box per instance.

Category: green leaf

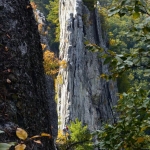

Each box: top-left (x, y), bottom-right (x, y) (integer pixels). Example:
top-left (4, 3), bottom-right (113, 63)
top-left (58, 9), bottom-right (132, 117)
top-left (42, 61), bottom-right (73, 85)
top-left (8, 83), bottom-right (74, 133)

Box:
top-left (144, 69), bottom-right (150, 77)
top-left (104, 57), bottom-right (112, 64)
top-left (143, 27), bottom-right (150, 34)
top-left (115, 56), bottom-right (123, 64)
top-left (144, 17), bottom-right (150, 24)
top-left (0, 143), bottom-right (15, 150)
top-left (132, 12), bottom-right (140, 19)
top-left (125, 60), bottom-right (133, 66)
top-left (108, 7), bottom-right (120, 16)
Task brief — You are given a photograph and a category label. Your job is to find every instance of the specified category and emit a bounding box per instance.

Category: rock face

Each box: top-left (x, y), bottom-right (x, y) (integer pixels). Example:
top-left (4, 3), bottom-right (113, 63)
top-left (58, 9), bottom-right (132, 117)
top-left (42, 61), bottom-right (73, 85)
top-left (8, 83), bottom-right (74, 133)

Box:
top-left (34, 9), bottom-right (50, 51)
top-left (46, 75), bottom-right (58, 138)
top-left (33, 9), bottom-right (58, 138)
top-left (0, 0), bottom-right (55, 149)
top-left (57, 0), bottom-right (118, 131)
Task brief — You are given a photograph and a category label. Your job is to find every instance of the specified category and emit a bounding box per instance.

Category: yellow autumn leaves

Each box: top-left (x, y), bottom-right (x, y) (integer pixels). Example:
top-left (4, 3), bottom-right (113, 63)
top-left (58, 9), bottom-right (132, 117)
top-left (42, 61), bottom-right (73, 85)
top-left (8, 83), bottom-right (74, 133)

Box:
top-left (43, 50), bottom-right (67, 77)
top-left (43, 50), bottom-right (59, 77)
top-left (16, 128), bottom-right (28, 140)
top-left (14, 128), bottom-right (52, 150)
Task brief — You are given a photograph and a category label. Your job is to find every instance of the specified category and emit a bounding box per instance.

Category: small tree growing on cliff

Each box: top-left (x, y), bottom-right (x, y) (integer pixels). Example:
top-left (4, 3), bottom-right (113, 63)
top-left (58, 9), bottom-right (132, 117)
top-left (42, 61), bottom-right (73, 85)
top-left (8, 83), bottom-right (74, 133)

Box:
top-left (56, 119), bottom-right (94, 150)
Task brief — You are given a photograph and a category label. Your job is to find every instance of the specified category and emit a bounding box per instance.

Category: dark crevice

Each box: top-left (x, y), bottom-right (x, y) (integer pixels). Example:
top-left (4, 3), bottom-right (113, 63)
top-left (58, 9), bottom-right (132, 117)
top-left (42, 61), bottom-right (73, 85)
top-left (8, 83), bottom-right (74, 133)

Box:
top-left (93, 10), bottom-right (100, 45)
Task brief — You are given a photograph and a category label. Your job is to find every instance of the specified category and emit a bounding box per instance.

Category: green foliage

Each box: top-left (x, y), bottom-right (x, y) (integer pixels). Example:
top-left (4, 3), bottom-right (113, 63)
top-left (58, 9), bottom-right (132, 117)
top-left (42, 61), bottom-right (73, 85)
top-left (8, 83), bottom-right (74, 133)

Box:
top-left (87, 0), bottom-right (150, 149)
top-left (31, 0), bottom-right (59, 51)
top-left (56, 119), bottom-right (93, 150)
top-left (0, 143), bottom-right (16, 150)
top-left (95, 88), bottom-right (150, 149)
top-left (69, 119), bottom-right (93, 150)
top-left (46, 0), bottom-right (60, 44)
top-left (86, 0), bottom-right (150, 80)
top-left (117, 72), bottom-right (131, 93)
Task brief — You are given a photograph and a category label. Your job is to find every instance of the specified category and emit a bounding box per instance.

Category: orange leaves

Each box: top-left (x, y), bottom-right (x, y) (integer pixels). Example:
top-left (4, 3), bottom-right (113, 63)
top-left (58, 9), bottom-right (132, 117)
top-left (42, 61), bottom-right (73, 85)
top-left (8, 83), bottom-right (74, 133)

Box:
top-left (136, 137), bottom-right (145, 143)
top-left (30, 135), bottom-right (41, 139)
top-left (16, 128), bottom-right (52, 140)
top-left (34, 140), bottom-right (42, 144)
top-left (30, 2), bottom-right (37, 10)
top-left (15, 128), bottom-right (52, 149)
top-left (41, 43), bottom-right (47, 51)
top-left (38, 24), bottom-right (43, 33)
top-left (43, 50), bottom-right (59, 77)
top-left (41, 133), bottom-right (51, 138)
top-left (16, 128), bottom-right (28, 140)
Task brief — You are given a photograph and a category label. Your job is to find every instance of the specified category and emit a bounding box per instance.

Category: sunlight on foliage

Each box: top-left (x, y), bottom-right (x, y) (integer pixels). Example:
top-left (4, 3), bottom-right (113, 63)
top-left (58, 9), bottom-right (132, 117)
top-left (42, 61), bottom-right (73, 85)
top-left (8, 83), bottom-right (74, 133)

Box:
top-left (43, 50), bottom-right (59, 77)
top-left (95, 88), bottom-right (150, 149)
top-left (59, 60), bottom-right (67, 69)
top-left (56, 130), bottom-right (69, 145)
top-left (46, 0), bottom-right (60, 43)
top-left (15, 127), bottom-right (52, 149)
top-left (15, 144), bottom-right (26, 150)
top-left (16, 128), bottom-right (28, 140)
top-left (41, 132), bottom-right (52, 138)
top-left (56, 119), bottom-right (93, 150)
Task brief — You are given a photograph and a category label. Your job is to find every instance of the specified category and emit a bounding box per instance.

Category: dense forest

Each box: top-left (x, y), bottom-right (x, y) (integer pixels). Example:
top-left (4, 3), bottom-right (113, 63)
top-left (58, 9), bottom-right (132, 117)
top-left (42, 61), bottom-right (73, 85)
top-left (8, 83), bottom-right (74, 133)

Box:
top-left (1, 0), bottom-right (150, 150)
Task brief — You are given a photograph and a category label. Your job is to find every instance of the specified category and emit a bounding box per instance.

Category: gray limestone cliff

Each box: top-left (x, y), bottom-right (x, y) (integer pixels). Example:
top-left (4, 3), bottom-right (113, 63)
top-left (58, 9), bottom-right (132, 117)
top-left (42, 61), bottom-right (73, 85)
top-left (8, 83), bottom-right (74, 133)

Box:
top-left (57, 0), bottom-right (118, 131)
top-left (0, 0), bottom-right (55, 149)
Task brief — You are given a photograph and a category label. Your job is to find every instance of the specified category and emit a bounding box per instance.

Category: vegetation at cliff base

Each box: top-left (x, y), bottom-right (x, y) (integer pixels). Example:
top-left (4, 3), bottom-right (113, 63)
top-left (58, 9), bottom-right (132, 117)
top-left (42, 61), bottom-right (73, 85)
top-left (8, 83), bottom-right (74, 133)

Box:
top-left (56, 119), bottom-right (93, 150)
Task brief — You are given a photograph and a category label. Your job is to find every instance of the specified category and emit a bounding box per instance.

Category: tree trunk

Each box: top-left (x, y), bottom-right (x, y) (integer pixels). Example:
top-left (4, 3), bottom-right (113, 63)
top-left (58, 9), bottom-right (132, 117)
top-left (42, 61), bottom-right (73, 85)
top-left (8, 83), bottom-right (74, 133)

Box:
top-left (0, 0), bottom-right (55, 149)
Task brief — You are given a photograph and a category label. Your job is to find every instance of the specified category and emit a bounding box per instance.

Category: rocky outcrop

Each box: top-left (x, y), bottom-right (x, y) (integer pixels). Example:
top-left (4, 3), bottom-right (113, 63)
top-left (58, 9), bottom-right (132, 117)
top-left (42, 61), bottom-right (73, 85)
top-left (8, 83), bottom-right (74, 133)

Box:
top-left (33, 9), bottom-right (58, 138)
top-left (57, 0), bottom-right (118, 131)
top-left (0, 0), bottom-right (55, 149)
top-left (34, 9), bottom-right (50, 51)
top-left (46, 75), bottom-right (58, 138)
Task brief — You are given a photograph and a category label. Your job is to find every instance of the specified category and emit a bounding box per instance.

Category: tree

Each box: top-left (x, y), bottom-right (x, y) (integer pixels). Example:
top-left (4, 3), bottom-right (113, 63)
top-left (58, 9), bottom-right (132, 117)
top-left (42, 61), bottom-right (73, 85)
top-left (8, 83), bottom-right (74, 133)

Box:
top-left (56, 119), bottom-right (93, 150)
top-left (46, 0), bottom-right (60, 49)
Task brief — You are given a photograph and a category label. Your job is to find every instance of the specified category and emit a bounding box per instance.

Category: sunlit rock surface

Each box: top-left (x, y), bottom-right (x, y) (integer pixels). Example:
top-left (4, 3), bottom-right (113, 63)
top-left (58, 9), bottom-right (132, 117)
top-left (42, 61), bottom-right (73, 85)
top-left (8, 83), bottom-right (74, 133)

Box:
top-left (57, 0), bottom-right (118, 131)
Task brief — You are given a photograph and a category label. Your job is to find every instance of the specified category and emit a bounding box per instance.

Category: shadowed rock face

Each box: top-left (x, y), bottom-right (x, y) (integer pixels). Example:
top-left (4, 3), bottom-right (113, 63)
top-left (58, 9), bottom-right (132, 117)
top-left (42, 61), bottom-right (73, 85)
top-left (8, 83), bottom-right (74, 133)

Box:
top-left (34, 8), bottom-right (58, 139)
top-left (0, 0), bottom-right (55, 149)
top-left (57, 0), bottom-right (118, 131)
